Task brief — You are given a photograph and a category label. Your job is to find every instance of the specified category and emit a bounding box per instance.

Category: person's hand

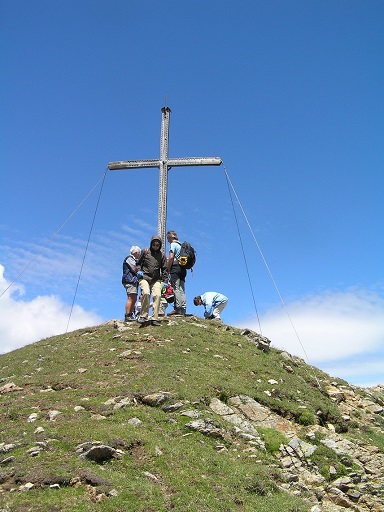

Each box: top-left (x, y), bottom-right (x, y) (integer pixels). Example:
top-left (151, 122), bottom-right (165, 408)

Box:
top-left (137, 270), bottom-right (143, 279)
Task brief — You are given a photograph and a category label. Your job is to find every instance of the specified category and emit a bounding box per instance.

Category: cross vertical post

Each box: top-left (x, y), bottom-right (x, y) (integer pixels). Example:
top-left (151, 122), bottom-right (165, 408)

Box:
top-left (108, 106), bottom-right (222, 247)
top-left (158, 106), bottom-right (171, 243)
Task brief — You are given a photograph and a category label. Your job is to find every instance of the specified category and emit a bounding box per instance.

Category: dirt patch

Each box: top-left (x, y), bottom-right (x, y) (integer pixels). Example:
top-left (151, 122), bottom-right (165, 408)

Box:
top-left (76, 469), bottom-right (112, 488)
top-left (0, 467), bottom-right (72, 491)
top-left (127, 439), bottom-right (151, 467)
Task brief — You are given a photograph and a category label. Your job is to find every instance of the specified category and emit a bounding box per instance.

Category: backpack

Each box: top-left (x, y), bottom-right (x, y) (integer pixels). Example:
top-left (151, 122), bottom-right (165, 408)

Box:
top-left (122, 256), bottom-right (137, 285)
top-left (164, 283), bottom-right (175, 303)
top-left (177, 241), bottom-right (196, 270)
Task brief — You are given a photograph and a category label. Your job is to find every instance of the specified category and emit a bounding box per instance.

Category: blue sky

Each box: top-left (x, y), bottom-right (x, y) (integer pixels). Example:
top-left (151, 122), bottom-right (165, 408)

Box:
top-left (1, 0), bottom-right (383, 387)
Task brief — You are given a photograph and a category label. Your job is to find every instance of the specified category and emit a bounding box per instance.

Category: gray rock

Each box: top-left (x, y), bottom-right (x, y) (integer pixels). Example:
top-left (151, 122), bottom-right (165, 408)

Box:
top-left (289, 438), bottom-right (317, 458)
top-left (180, 410), bottom-right (201, 418)
top-left (162, 401), bottom-right (184, 412)
top-left (127, 417), bottom-right (142, 426)
top-left (185, 419), bottom-right (224, 438)
top-left (140, 392), bottom-right (172, 406)
top-left (80, 444), bottom-right (120, 463)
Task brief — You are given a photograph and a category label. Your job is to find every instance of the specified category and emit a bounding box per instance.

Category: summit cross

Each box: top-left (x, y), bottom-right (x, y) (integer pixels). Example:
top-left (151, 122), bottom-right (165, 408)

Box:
top-left (108, 106), bottom-right (222, 247)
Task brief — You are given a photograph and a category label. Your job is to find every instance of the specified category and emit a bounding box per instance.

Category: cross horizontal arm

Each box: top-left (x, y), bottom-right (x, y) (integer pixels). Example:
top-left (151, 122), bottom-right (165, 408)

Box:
top-left (108, 159), bottom-right (160, 170)
top-left (167, 157), bottom-right (222, 167)
top-left (108, 157), bottom-right (222, 171)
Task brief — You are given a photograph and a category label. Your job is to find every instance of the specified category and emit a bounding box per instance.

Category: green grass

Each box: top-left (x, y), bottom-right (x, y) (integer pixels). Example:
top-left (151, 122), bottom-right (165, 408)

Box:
top-left (257, 426), bottom-right (289, 454)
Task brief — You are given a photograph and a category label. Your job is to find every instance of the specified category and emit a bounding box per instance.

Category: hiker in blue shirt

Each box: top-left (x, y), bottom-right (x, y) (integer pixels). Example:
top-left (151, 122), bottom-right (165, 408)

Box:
top-left (193, 292), bottom-right (228, 320)
top-left (166, 230), bottom-right (187, 316)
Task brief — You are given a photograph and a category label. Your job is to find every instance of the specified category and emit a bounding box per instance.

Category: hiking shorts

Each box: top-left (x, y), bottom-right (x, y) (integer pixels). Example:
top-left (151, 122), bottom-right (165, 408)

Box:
top-left (124, 283), bottom-right (138, 295)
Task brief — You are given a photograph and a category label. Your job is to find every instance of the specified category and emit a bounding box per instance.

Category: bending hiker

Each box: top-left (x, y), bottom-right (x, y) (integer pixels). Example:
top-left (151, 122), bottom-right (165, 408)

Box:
top-left (136, 235), bottom-right (168, 326)
top-left (193, 292), bottom-right (228, 320)
top-left (122, 245), bottom-right (141, 322)
top-left (166, 230), bottom-right (187, 316)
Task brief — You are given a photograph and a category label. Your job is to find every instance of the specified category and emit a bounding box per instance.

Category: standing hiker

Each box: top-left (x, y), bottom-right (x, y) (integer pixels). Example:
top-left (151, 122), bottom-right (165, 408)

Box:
top-left (166, 230), bottom-right (187, 316)
top-left (136, 235), bottom-right (168, 326)
top-left (122, 245), bottom-right (141, 322)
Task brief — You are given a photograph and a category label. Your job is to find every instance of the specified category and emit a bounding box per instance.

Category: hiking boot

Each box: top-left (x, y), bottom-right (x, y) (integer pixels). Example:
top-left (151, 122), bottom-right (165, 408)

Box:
top-left (125, 313), bottom-right (134, 322)
top-left (137, 317), bottom-right (148, 324)
top-left (168, 308), bottom-right (181, 316)
top-left (151, 320), bottom-right (161, 326)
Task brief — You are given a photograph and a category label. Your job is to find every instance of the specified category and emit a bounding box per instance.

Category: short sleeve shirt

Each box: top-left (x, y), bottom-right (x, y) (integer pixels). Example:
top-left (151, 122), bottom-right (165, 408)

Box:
top-left (169, 241), bottom-right (181, 260)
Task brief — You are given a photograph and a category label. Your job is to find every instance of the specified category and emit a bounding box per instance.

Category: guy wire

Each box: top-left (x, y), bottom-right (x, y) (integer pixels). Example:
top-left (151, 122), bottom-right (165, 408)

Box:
top-left (223, 167), bottom-right (262, 334)
top-left (222, 164), bottom-right (322, 390)
top-left (0, 169), bottom-right (109, 299)
top-left (66, 168), bottom-right (108, 332)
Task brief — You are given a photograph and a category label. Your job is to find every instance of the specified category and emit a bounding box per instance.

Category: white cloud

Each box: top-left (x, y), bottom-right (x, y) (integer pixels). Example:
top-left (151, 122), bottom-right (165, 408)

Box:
top-left (0, 225), bottom-right (156, 350)
top-left (0, 264), bottom-right (103, 354)
top-left (320, 358), bottom-right (384, 389)
top-left (240, 288), bottom-right (384, 387)
top-left (0, 224), bottom-right (154, 297)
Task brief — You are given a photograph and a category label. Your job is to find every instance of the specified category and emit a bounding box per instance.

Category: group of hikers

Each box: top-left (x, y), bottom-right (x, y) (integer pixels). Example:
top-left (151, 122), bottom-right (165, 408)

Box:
top-left (122, 231), bottom-right (228, 326)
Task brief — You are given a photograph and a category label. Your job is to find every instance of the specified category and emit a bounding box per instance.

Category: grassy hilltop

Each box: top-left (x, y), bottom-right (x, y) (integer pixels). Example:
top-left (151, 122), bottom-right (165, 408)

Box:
top-left (0, 317), bottom-right (383, 512)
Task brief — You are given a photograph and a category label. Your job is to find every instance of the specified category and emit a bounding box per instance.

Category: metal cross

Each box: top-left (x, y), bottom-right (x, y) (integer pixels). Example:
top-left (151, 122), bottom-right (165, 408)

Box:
top-left (108, 106), bottom-right (222, 247)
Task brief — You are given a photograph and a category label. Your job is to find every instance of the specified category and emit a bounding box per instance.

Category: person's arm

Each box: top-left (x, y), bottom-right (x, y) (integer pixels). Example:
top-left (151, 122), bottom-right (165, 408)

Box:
top-left (136, 249), bottom-right (144, 267)
top-left (135, 249), bottom-right (148, 279)
top-left (167, 250), bottom-right (175, 272)
top-left (126, 256), bottom-right (137, 274)
top-left (203, 299), bottom-right (213, 318)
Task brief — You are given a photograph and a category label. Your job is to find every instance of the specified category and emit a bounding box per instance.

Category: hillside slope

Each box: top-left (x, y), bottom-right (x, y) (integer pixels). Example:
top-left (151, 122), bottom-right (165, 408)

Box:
top-left (0, 316), bottom-right (383, 512)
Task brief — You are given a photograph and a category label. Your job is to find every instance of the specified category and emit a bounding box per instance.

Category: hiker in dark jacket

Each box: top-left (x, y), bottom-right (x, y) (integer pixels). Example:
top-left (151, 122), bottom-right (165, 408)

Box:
top-left (136, 235), bottom-right (168, 326)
